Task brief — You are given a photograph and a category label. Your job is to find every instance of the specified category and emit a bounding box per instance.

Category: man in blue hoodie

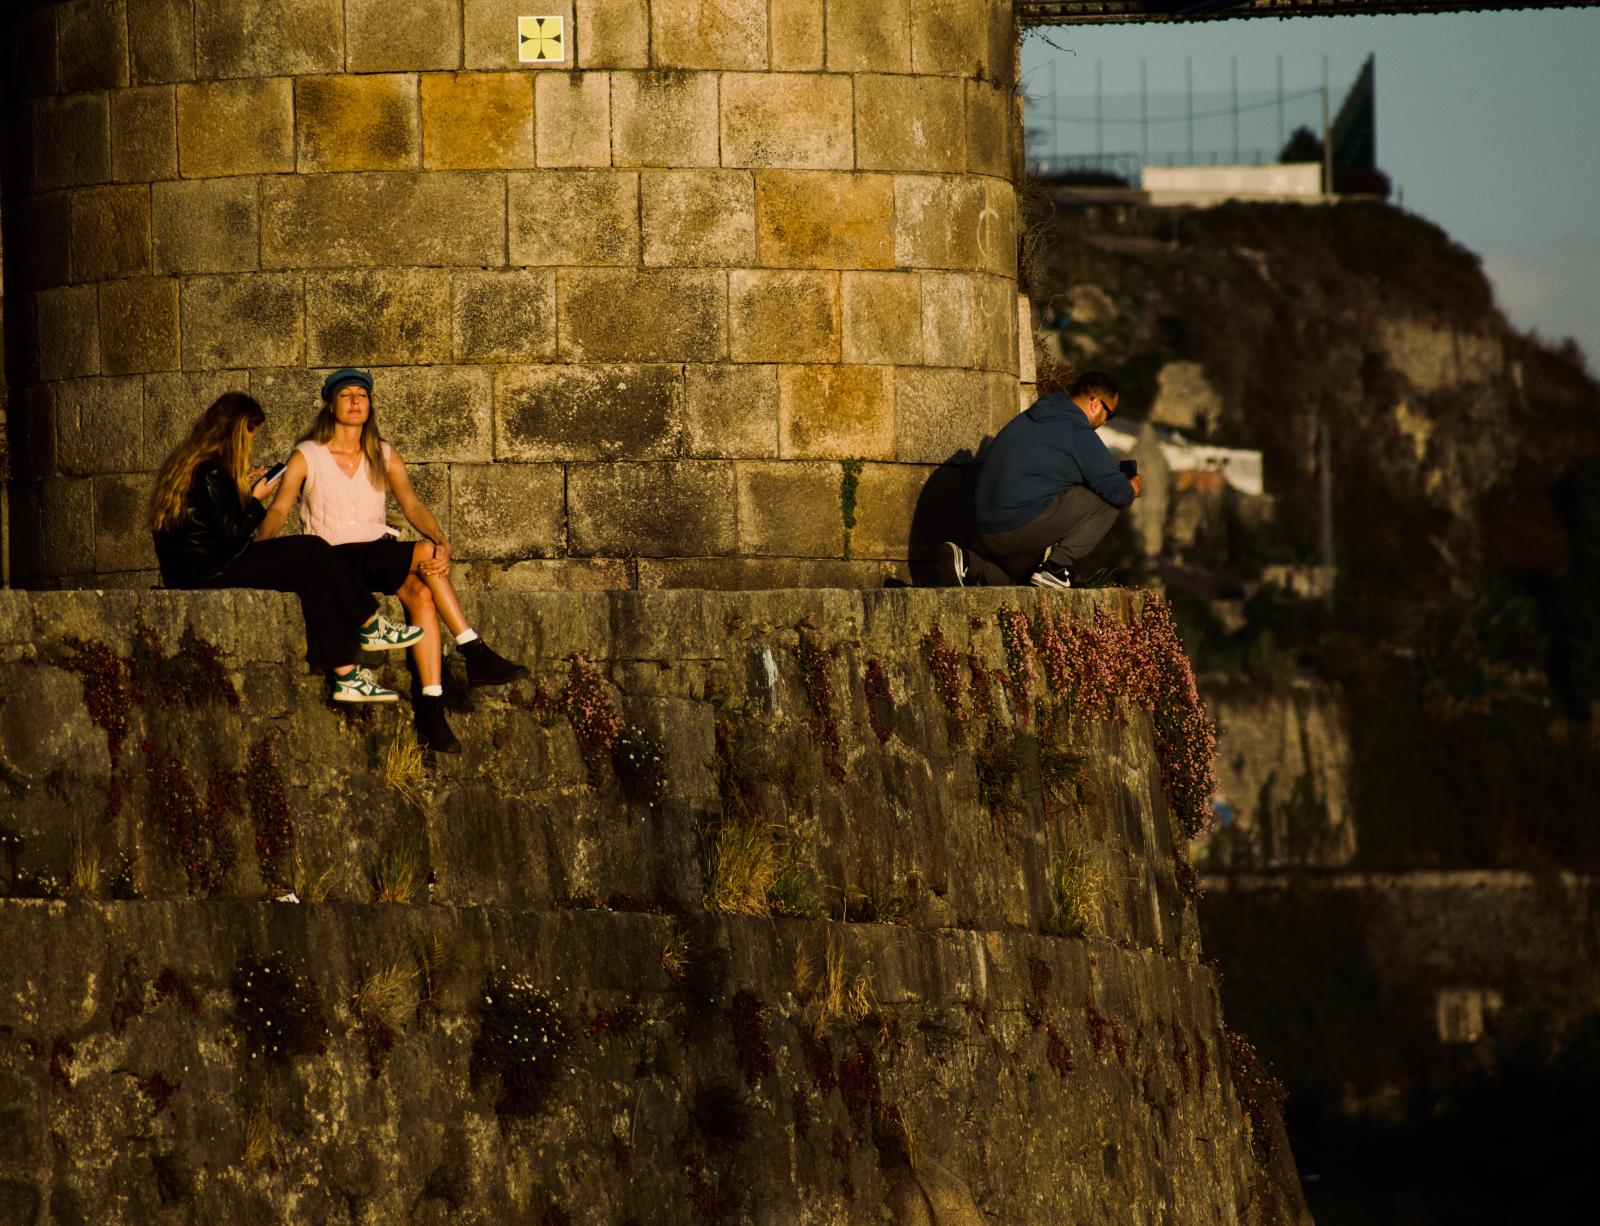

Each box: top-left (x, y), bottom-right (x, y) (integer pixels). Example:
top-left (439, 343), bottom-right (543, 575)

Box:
top-left (941, 370), bottom-right (1142, 588)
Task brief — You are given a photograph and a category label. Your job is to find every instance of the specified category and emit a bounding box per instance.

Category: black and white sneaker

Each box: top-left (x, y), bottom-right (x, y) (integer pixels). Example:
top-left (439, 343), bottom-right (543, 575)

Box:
top-left (939, 541), bottom-right (968, 588)
top-left (1029, 562), bottom-right (1072, 590)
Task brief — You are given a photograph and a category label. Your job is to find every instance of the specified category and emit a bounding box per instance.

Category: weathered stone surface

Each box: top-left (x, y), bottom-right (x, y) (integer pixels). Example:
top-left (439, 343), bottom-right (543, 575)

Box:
top-left (826, 0), bottom-right (911, 73)
top-left (295, 74), bottom-right (421, 173)
top-left (141, 370), bottom-right (242, 466)
top-left (894, 175), bottom-right (1014, 276)
top-left (59, 0), bottom-right (130, 92)
top-left (685, 363), bottom-right (779, 457)
top-left (770, 0), bottom-right (824, 71)
top-left (454, 557), bottom-right (631, 589)
top-left (20, 195), bottom-right (71, 291)
top-left (611, 71), bottom-right (720, 168)
top-left (464, 0), bottom-right (575, 69)
top-left (128, 0), bottom-right (194, 83)
top-left (650, 0), bottom-right (766, 70)
top-left (151, 178), bottom-right (259, 275)
top-left (756, 171), bottom-right (896, 269)
top-left (69, 186), bottom-right (150, 282)
top-left (176, 78), bottom-right (293, 178)
top-left (921, 271), bottom-right (977, 368)
top-left (558, 269), bottom-right (727, 362)
top-left (850, 460), bottom-right (938, 560)
top-left (842, 271), bottom-right (923, 365)
top-left (911, 0), bottom-right (977, 77)
top-left (261, 172), bottom-right (505, 268)
top-left (568, 461), bottom-right (736, 554)
top-left (347, 0), bottom-right (460, 71)
top-left (975, 276), bottom-right (1019, 373)
top-left (636, 554), bottom-right (901, 587)
top-left (778, 364), bottom-right (894, 459)
top-left (110, 85), bottom-right (176, 182)
top-left (99, 278), bottom-right (180, 375)
top-left (30, 480), bottom-right (94, 576)
top-left (855, 74), bottom-right (966, 173)
top-left (719, 73), bottom-right (853, 169)
top-left (735, 460), bottom-right (843, 556)
top-left (31, 95), bottom-right (110, 190)
top-left (194, 0), bottom-right (343, 78)
top-left (452, 269), bottom-right (557, 362)
top-left (360, 366), bottom-right (495, 464)
top-left (894, 366), bottom-right (990, 463)
top-left (305, 268), bottom-right (452, 366)
top-left (576, 0), bottom-right (649, 67)
top-left (509, 170), bottom-right (639, 265)
top-left (449, 463), bottom-right (566, 559)
top-left (421, 73), bottom-right (535, 169)
top-left (55, 376), bottom-right (143, 476)
top-left (93, 473), bottom-right (158, 571)
top-left (641, 170), bottom-right (757, 266)
top-left (495, 364), bottom-right (683, 460)
top-left (34, 286), bottom-right (100, 381)
top-left (729, 270), bottom-right (841, 363)
top-left (534, 71), bottom-right (613, 167)
top-left (180, 274), bottom-right (303, 370)
top-left (966, 79), bottom-right (1013, 178)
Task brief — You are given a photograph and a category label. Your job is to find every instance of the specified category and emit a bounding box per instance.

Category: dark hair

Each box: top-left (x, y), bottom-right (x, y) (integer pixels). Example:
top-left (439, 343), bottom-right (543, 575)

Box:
top-left (150, 392), bottom-right (265, 530)
top-left (1068, 370), bottom-right (1119, 402)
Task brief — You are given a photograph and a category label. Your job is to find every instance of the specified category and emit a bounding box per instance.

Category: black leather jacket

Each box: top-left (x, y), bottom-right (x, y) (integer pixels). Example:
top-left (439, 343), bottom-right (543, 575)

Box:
top-left (152, 459), bottom-right (266, 587)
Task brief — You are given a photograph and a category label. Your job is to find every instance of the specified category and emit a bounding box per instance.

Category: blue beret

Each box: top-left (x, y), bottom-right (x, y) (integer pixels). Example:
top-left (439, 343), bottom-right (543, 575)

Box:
top-left (320, 368), bottom-right (373, 401)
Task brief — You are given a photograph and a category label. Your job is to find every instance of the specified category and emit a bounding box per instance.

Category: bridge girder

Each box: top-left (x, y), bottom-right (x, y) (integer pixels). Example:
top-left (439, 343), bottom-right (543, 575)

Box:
top-left (1021, 0), bottom-right (1600, 23)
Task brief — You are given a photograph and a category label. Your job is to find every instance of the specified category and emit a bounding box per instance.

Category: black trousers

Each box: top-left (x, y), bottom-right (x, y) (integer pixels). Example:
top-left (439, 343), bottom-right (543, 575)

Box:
top-left (198, 537), bottom-right (379, 671)
top-left (967, 486), bottom-right (1121, 585)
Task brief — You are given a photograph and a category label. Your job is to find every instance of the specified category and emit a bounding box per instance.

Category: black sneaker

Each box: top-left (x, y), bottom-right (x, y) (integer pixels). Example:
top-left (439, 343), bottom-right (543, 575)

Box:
top-left (414, 694), bottom-right (461, 754)
top-left (938, 541), bottom-right (968, 588)
top-left (460, 638), bottom-right (529, 687)
top-left (1029, 562), bottom-right (1072, 590)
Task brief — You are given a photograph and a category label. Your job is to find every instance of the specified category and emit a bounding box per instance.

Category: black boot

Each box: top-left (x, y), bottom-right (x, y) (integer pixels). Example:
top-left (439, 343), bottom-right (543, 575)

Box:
top-left (459, 638), bottom-right (528, 687)
top-left (413, 694), bottom-right (461, 754)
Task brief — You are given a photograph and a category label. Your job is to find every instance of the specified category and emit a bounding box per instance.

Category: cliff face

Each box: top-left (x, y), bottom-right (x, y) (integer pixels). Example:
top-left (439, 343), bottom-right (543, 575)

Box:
top-left (0, 588), bottom-right (1307, 1225)
top-left (1037, 197), bottom-right (1600, 871)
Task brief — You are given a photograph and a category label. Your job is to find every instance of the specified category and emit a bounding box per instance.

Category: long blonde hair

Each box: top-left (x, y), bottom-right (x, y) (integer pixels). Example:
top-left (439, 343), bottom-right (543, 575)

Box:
top-left (297, 388), bottom-right (388, 492)
top-left (149, 393), bottom-right (265, 531)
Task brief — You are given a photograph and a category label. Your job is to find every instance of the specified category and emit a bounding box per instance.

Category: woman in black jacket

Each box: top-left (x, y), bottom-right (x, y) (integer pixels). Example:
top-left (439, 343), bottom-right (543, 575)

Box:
top-left (150, 392), bottom-right (421, 702)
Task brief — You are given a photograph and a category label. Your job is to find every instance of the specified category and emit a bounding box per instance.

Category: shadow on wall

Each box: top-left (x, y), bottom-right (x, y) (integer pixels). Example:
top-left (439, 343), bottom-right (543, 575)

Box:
top-left (906, 449), bottom-right (981, 587)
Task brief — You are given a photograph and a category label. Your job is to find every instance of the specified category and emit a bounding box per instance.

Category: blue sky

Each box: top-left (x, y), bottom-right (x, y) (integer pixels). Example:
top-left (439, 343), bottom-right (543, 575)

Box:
top-left (1020, 10), bottom-right (1600, 369)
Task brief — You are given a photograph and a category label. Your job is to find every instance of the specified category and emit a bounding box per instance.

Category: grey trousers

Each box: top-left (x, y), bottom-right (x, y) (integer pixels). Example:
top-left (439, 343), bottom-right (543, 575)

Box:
top-left (967, 486), bottom-right (1120, 585)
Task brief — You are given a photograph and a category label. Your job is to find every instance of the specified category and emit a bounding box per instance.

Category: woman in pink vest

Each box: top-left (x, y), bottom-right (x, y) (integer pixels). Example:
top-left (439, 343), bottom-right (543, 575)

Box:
top-left (258, 369), bottom-right (526, 752)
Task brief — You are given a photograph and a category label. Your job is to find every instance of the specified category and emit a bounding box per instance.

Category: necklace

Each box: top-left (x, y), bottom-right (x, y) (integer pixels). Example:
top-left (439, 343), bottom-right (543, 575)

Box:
top-left (333, 449), bottom-right (362, 473)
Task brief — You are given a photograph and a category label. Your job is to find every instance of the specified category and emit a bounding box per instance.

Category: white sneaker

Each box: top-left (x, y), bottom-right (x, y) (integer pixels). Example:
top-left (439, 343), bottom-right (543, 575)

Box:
top-left (359, 615), bottom-right (424, 652)
top-left (332, 667), bottom-right (400, 703)
top-left (1029, 563), bottom-right (1072, 590)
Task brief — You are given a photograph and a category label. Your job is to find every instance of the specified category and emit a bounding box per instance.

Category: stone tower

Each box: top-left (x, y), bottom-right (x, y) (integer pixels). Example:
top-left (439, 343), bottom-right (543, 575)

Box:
top-left (2, 0), bottom-right (1028, 588)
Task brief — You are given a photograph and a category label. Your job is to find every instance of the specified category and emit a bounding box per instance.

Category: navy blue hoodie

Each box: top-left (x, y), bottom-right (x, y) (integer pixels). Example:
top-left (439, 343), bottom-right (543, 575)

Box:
top-left (973, 393), bottom-right (1134, 535)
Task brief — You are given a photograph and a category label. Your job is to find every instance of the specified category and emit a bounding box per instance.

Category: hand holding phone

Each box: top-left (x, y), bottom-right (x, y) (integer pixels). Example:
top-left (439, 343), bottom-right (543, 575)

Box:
top-left (251, 462), bottom-right (287, 502)
top-left (1118, 459), bottom-right (1138, 478)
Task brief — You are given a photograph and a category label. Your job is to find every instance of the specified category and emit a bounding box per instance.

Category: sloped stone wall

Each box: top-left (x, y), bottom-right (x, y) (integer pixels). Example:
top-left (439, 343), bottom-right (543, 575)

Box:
top-left (3, 0), bottom-right (1026, 588)
top-left (0, 586), bottom-right (1309, 1223)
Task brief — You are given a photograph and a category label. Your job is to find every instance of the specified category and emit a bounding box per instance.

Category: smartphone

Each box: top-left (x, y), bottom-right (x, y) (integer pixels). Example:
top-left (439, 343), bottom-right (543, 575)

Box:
top-left (262, 461), bottom-right (287, 485)
top-left (1118, 459), bottom-right (1138, 478)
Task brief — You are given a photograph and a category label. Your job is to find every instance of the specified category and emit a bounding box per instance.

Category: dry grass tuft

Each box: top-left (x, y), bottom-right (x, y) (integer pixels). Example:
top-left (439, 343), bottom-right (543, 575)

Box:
top-left (791, 942), bottom-right (816, 998)
top-left (411, 930), bottom-right (457, 1013)
top-left (353, 960), bottom-right (418, 1036)
top-left (68, 837), bottom-right (101, 898)
top-left (704, 822), bottom-right (778, 918)
top-left (242, 1104), bottom-right (275, 1167)
top-left (810, 931), bottom-right (875, 1029)
top-left (383, 724), bottom-right (429, 809)
top-left (1046, 848), bottom-right (1103, 938)
top-left (290, 845), bottom-right (341, 903)
top-left (660, 930), bottom-right (688, 980)
top-left (372, 839), bottom-right (421, 904)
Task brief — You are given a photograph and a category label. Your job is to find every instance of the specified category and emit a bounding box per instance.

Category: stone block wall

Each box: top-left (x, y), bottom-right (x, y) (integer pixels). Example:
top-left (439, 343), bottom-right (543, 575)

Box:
top-left (0, 585), bottom-right (1310, 1222)
top-left (3, 0), bottom-right (1028, 589)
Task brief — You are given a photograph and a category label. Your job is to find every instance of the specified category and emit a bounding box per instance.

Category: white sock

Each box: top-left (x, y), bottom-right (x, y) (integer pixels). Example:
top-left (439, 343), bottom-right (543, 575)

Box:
top-left (422, 684), bottom-right (443, 698)
top-left (454, 628), bottom-right (479, 646)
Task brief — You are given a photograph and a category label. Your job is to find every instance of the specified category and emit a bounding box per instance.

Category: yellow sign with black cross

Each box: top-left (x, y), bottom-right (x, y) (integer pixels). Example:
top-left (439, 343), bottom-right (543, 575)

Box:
top-left (518, 15), bottom-right (565, 64)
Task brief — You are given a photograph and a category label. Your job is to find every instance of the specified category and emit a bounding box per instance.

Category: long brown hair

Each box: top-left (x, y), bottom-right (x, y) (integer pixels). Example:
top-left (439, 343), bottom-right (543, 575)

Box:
top-left (149, 392), bottom-right (265, 531)
top-left (297, 387), bottom-right (388, 492)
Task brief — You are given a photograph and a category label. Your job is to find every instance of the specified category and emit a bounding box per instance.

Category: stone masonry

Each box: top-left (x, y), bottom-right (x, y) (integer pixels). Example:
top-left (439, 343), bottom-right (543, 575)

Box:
top-left (2, 0), bottom-right (1028, 589)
